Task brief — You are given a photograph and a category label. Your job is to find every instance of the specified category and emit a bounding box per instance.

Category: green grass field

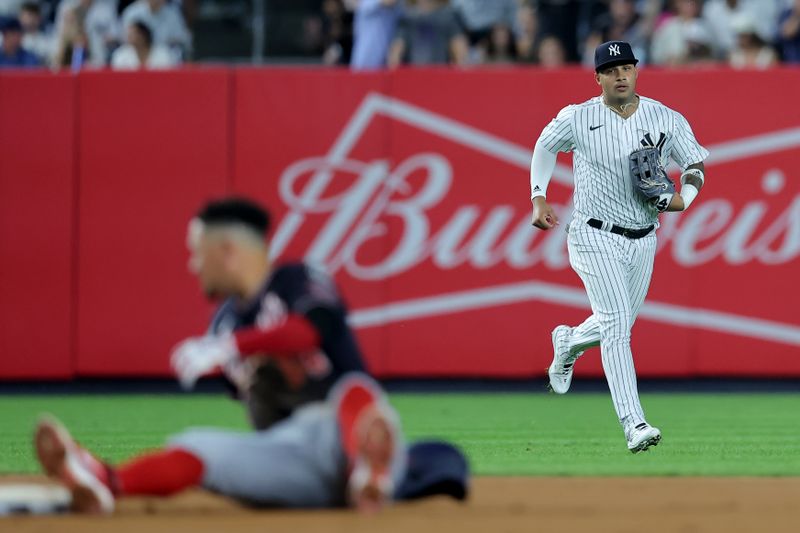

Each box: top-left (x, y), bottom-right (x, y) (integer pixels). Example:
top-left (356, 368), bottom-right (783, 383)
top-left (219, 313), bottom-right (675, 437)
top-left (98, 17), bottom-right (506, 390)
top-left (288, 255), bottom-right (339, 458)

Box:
top-left (1, 393), bottom-right (798, 476)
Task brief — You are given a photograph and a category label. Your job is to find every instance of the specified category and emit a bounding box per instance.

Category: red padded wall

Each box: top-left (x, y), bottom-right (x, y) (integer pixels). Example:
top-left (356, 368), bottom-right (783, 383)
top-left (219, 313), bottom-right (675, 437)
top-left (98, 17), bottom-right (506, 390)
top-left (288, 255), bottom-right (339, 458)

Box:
top-left (0, 73), bottom-right (76, 378)
top-left (0, 67), bottom-right (798, 379)
top-left (75, 70), bottom-right (230, 375)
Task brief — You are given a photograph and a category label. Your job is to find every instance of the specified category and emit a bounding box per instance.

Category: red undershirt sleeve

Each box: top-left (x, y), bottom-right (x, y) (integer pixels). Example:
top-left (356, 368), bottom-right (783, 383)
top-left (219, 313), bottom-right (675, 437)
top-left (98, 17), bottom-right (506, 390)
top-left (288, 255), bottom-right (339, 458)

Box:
top-left (233, 314), bottom-right (321, 358)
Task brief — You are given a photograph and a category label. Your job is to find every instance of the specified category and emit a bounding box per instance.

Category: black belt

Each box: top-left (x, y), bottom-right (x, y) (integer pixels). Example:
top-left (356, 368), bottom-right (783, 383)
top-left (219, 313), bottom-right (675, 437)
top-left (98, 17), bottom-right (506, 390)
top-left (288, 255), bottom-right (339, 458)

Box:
top-left (587, 218), bottom-right (654, 240)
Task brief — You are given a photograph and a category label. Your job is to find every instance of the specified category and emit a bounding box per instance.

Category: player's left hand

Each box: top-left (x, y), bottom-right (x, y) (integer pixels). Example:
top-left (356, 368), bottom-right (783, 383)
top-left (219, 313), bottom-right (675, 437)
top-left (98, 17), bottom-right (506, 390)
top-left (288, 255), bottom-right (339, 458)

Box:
top-left (629, 147), bottom-right (676, 212)
top-left (170, 334), bottom-right (239, 390)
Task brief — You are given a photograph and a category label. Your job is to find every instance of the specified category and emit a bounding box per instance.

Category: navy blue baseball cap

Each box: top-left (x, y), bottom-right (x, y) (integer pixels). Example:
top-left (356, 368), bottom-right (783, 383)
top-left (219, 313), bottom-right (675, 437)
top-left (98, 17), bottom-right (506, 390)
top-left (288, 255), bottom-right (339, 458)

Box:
top-left (594, 41), bottom-right (638, 72)
top-left (396, 441), bottom-right (470, 502)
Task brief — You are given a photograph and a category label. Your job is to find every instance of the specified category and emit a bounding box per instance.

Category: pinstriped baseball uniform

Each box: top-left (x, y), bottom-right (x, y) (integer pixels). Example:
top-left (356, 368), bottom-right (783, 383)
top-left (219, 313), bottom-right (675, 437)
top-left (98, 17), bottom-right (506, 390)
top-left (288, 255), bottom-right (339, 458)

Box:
top-left (538, 95), bottom-right (708, 433)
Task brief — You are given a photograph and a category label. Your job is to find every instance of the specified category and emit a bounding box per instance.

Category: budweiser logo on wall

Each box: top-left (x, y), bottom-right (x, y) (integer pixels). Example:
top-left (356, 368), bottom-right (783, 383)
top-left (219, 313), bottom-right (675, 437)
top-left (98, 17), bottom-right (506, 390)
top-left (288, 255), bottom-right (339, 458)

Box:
top-left (251, 81), bottom-right (799, 375)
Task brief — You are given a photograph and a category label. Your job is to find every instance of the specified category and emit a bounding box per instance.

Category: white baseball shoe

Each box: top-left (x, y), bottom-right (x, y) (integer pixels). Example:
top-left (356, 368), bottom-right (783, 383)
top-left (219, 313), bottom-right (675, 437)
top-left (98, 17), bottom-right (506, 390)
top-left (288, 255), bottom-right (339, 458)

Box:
top-left (347, 407), bottom-right (397, 512)
top-left (547, 325), bottom-right (584, 394)
top-left (626, 423), bottom-right (662, 454)
top-left (34, 416), bottom-right (115, 514)
top-left (336, 377), bottom-right (400, 513)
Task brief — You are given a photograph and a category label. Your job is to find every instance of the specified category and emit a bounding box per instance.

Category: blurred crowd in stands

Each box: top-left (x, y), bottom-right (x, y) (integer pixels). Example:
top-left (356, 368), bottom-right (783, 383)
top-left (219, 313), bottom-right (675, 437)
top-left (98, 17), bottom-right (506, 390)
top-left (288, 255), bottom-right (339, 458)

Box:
top-left (332, 0), bottom-right (800, 69)
top-left (0, 0), bottom-right (192, 69)
top-left (2, 0), bottom-right (800, 70)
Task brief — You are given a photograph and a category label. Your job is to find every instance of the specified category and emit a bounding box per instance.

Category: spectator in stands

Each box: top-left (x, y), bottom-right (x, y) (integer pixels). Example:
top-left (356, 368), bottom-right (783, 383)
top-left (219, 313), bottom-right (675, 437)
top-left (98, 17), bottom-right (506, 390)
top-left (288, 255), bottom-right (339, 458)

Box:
top-left (583, 0), bottom-right (649, 67)
top-left (110, 18), bottom-right (176, 69)
top-left (682, 19), bottom-right (719, 66)
top-left (321, 0), bottom-right (353, 65)
top-left (636, 0), bottom-right (669, 41)
top-left (650, 0), bottom-right (716, 66)
top-left (350, 0), bottom-right (402, 70)
top-left (537, 34), bottom-right (567, 68)
top-left (387, 0), bottom-right (468, 68)
top-left (778, 0), bottom-right (800, 63)
top-left (703, 0), bottom-right (770, 59)
top-left (729, 12), bottom-right (778, 69)
top-left (118, 0), bottom-right (195, 25)
top-left (121, 0), bottom-right (190, 60)
top-left (54, 0), bottom-right (118, 68)
top-left (481, 22), bottom-right (516, 65)
top-left (19, 1), bottom-right (52, 62)
top-left (514, 1), bottom-right (538, 63)
top-left (52, 3), bottom-right (90, 69)
top-left (0, 17), bottom-right (40, 67)
top-left (535, 0), bottom-right (583, 62)
top-left (452, 0), bottom-right (516, 49)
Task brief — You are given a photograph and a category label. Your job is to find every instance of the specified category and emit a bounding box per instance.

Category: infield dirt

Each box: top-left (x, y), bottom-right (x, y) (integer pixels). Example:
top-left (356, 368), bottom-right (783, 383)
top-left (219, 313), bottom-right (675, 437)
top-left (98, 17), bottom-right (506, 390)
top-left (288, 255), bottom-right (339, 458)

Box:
top-left (1, 476), bottom-right (797, 532)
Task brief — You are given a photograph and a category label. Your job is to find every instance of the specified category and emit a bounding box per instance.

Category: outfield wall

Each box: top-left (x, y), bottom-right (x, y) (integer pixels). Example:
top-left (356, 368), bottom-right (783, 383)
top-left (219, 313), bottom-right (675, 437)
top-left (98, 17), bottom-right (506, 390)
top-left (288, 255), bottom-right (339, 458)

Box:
top-left (1, 67), bottom-right (798, 380)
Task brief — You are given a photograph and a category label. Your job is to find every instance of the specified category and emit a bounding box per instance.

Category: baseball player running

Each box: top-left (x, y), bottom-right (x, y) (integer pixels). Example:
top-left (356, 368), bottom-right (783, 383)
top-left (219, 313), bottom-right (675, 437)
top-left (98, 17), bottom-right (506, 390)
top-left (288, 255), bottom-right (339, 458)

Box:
top-left (529, 41), bottom-right (708, 452)
top-left (33, 373), bottom-right (469, 513)
top-left (171, 197), bottom-right (369, 430)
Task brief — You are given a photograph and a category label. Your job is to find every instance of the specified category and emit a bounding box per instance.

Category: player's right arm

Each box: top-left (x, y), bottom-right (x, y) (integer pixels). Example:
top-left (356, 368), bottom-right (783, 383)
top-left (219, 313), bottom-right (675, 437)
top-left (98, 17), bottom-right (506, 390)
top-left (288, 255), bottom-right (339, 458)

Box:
top-left (530, 105), bottom-right (576, 230)
top-left (530, 143), bottom-right (559, 229)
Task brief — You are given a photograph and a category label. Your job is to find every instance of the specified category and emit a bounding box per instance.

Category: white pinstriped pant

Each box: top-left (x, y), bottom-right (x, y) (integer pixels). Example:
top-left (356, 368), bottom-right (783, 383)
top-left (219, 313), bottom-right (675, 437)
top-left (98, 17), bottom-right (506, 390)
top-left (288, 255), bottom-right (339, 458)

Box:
top-left (566, 219), bottom-right (657, 432)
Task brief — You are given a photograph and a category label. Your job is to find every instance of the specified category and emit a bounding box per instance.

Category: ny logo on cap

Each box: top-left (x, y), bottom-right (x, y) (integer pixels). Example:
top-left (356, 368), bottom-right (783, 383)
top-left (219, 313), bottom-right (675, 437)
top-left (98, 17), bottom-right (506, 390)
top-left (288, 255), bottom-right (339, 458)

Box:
top-left (608, 44), bottom-right (621, 56)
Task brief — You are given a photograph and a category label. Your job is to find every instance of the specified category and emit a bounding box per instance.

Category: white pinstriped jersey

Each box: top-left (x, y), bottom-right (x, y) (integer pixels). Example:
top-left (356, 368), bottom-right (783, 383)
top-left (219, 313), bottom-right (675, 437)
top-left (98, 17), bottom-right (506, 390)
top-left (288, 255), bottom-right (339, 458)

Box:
top-left (539, 95), bottom-right (709, 228)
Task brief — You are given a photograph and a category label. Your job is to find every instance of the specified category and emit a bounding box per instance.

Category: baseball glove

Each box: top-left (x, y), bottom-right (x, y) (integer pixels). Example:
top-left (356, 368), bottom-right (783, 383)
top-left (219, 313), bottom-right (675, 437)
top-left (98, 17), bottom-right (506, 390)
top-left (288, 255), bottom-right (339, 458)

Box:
top-left (629, 147), bottom-right (675, 212)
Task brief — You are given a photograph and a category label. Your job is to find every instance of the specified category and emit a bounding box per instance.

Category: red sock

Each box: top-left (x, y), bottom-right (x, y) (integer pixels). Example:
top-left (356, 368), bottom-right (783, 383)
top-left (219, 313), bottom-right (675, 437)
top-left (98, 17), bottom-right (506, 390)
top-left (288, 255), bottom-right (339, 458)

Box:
top-left (115, 448), bottom-right (204, 496)
top-left (337, 382), bottom-right (379, 460)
